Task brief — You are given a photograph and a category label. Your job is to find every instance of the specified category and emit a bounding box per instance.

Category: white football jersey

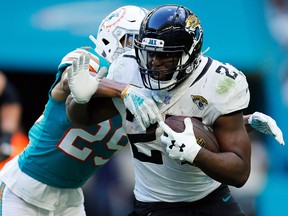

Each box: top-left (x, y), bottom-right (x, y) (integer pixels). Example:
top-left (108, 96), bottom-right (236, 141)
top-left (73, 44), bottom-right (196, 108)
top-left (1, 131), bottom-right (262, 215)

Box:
top-left (108, 49), bottom-right (250, 202)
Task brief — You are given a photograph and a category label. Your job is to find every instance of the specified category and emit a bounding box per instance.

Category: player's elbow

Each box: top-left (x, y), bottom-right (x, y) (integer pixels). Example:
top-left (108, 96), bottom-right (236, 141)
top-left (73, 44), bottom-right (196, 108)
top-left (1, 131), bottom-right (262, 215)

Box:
top-left (233, 177), bottom-right (248, 188)
top-left (232, 168), bottom-right (250, 188)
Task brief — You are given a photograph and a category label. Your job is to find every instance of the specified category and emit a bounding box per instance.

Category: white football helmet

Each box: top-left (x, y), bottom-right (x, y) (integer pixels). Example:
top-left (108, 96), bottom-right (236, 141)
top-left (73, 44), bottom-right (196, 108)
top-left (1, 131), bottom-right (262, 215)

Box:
top-left (90, 5), bottom-right (148, 63)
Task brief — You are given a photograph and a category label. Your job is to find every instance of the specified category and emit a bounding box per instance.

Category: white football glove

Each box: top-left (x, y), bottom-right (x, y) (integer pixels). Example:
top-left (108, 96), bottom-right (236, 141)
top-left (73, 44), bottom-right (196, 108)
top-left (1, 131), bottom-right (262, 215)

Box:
top-left (67, 53), bottom-right (107, 104)
top-left (121, 85), bottom-right (163, 130)
top-left (150, 90), bottom-right (165, 104)
top-left (159, 118), bottom-right (201, 163)
top-left (248, 112), bottom-right (284, 145)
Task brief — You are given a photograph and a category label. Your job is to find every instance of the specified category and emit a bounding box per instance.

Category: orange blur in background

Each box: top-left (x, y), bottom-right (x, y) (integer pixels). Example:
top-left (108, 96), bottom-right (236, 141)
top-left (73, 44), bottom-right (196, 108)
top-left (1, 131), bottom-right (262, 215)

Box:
top-left (0, 132), bottom-right (28, 169)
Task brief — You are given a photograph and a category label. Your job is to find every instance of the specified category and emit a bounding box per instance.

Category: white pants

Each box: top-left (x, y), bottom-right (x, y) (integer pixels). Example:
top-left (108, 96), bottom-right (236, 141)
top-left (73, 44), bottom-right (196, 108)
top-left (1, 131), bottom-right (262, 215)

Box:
top-left (0, 182), bottom-right (86, 216)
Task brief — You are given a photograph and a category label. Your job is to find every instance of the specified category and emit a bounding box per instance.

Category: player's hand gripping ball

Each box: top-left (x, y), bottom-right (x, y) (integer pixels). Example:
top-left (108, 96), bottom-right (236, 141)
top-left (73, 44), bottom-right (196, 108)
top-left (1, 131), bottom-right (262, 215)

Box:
top-left (164, 116), bottom-right (219, 153)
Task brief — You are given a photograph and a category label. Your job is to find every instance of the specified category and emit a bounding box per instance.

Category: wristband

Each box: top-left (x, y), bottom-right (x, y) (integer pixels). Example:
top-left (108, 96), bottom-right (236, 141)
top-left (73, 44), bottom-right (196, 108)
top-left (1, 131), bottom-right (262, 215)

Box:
top-left (121, 84), bottom-right (130, 100)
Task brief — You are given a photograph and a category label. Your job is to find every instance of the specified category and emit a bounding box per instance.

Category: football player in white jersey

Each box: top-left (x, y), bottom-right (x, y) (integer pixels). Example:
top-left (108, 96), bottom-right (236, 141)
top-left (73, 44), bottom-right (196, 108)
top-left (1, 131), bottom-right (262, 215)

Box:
top-left (0, 5), bottom-right (162, 216)
top-left (66, 4), bottom-right (284, 216)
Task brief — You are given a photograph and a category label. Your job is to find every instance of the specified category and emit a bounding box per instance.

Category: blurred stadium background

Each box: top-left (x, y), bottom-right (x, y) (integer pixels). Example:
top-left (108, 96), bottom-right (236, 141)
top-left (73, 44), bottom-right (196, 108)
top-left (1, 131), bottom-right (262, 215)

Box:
top-left (0, 0), bottom-right (287, 215)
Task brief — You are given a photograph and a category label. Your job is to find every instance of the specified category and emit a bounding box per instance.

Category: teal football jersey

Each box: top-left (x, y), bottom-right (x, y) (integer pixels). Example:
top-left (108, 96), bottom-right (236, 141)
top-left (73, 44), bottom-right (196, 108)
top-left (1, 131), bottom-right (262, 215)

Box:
top-left (18, 48), bottom-right (128, 188)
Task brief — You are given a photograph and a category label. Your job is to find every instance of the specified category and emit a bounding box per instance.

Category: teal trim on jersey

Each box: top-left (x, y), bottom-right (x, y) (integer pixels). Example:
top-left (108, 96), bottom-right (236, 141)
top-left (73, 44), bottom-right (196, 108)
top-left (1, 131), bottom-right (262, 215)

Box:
top-left (0, 182), bottom-right (5, 216)
top-left (18, 49), bottom-right (127, 188)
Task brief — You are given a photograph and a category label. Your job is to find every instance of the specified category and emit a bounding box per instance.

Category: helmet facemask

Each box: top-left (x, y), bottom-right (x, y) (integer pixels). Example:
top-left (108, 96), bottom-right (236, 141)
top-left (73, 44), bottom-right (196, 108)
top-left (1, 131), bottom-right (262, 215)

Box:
top-left (135, 5), bottom-right (203, 91)
top-left (135, 40), bottom-right (189, 90)
top-left (91, 5), bottom-right (148, 63)
top-left (109, 30), bottom-right (139, 61)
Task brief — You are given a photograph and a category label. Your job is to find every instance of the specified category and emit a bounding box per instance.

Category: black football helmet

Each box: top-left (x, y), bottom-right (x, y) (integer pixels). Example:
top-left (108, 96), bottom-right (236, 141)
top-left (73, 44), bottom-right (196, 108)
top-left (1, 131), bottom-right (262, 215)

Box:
top-left (134, 4), bottom-right (203, 90)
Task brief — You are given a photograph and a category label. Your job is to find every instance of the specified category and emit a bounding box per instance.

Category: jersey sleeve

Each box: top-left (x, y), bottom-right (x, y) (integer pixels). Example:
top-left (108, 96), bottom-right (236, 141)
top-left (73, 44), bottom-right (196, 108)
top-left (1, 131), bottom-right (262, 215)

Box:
top-left (213, 65), bottom-right (250, 115)
top-left (199, 61), bottom-right (250, 125)
top-left (58, 47), bottom-right (109, 74)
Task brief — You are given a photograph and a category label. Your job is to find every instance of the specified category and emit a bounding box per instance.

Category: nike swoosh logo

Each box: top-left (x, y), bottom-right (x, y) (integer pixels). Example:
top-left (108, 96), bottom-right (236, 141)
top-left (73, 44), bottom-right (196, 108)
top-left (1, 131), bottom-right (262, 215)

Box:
top-left (222, 194), bottom-right (232, 202)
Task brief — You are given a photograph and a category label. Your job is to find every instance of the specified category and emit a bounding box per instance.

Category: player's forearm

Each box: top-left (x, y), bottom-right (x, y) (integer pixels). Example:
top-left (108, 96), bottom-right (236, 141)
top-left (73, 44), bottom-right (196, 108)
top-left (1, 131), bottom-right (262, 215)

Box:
top-left (66, 94), bottom-right (90, 126)
top-left (193, 113), bottom-right (251, 187)
top-left (243, 114), bottom-right (254, 133)
top-left (94, 78), bottom-right (128, 98)
top-left (194, 149), bottom-right (250, 188)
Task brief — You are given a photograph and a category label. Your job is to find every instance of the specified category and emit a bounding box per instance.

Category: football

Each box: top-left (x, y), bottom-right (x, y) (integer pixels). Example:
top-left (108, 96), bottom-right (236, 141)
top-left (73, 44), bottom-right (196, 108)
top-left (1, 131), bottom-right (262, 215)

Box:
top-left (164, 116), bottom-right (220, 153)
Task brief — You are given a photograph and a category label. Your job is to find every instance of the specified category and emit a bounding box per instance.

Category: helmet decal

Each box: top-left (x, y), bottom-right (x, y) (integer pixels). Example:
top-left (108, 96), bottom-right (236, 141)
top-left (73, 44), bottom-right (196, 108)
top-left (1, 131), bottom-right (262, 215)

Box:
top-left (91, 5), bottom-right (149, 63)
top-left (102, 7), bottom-right (126, 29)
top-left (185, 15), bottom-right (200, 32)
top-left (142, 38), bottom-right (165, 47)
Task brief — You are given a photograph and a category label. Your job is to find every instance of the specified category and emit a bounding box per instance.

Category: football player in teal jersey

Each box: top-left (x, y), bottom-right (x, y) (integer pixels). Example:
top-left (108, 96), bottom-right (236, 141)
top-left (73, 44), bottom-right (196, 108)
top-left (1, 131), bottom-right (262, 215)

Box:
top-left (0, 5), bottom-right (157, 216)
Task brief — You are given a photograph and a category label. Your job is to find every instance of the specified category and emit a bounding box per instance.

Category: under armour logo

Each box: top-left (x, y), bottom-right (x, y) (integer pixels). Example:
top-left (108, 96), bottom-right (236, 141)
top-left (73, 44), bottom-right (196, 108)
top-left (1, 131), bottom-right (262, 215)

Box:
top-left (179, 144), bottom-right (186, 152)
top-left (169, 140), bottom-right (176, 149)
top-left (169, 141), bottom-right (186, 152)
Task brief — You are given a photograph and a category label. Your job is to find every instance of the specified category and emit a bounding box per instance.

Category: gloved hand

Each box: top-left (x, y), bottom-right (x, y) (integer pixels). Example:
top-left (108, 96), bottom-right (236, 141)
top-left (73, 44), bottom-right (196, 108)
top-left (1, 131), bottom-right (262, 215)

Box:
top-left (121, 85), bottom-right (163, 130)
top-left (150, 90), bottom-right (165, 104)
top-left (159, 118), bottom-right (201, 163)
top-left (0, 132), bottom-right (13, 162)
top-left (248, 112), bottom-right (284, 145)
top-left (67, 53), bottom-right (107, 104)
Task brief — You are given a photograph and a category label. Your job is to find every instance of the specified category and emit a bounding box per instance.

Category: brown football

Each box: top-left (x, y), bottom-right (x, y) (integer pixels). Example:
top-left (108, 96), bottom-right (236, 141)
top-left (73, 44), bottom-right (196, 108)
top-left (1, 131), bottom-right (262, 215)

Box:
top-left (164, 116), bottom-right (220, 153)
